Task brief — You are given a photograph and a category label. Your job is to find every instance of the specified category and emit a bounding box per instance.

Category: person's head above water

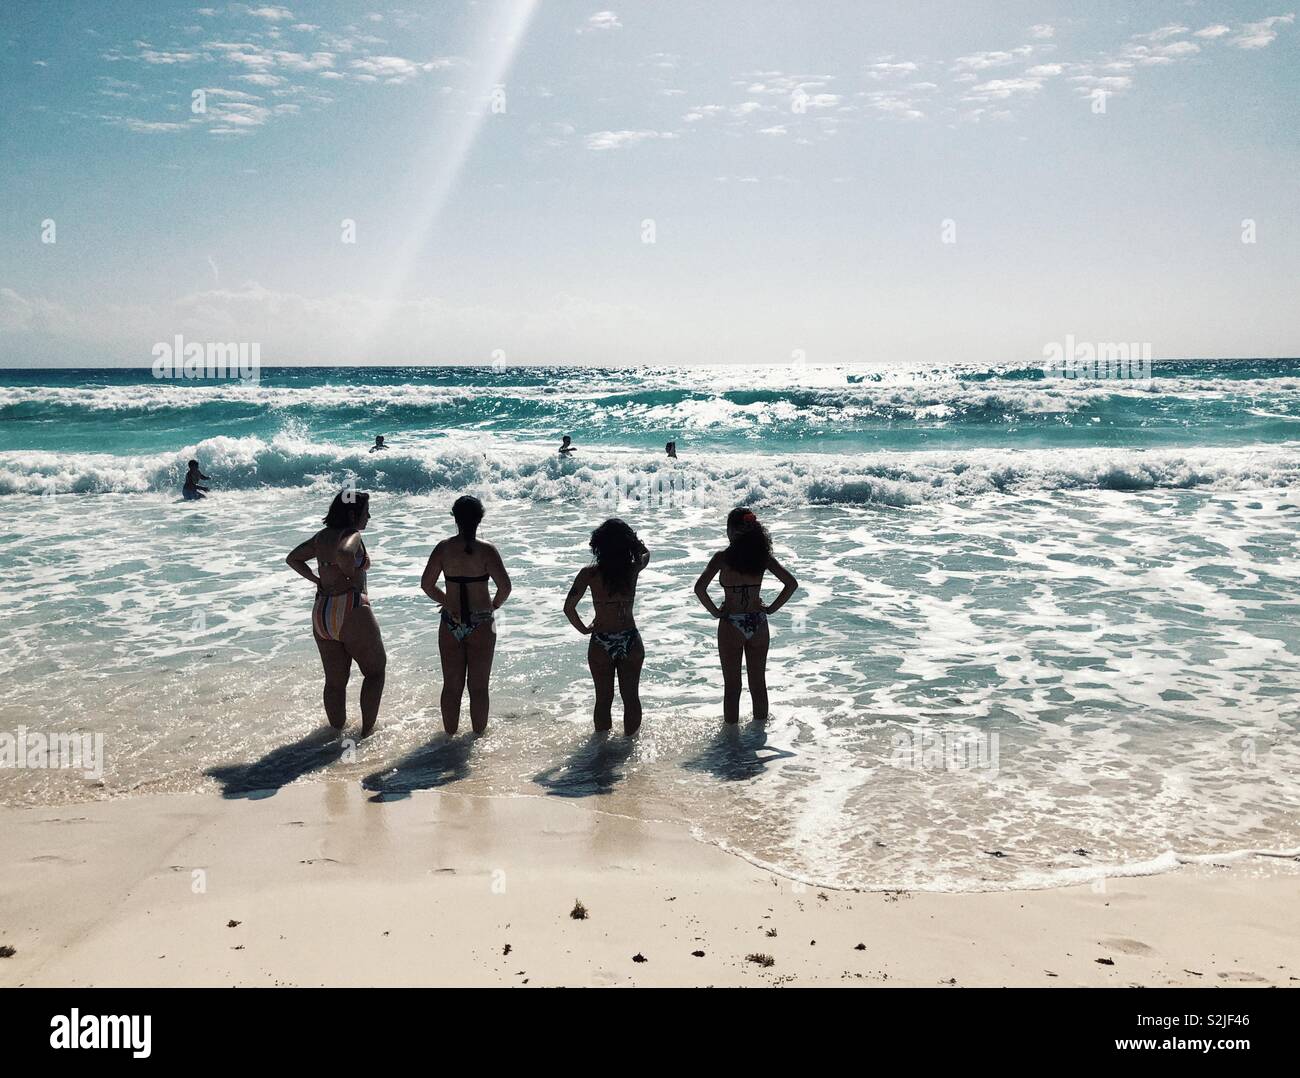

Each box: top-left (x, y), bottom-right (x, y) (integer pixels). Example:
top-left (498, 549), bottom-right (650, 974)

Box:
top-left (187, 459), bottom-right (200, 470)
top-left (561, 435), bottom-right (572, 446)
top-left (373, 435), bottom-right (385, 445)
top-left (324, 489), bottom-right (371, 531)
top-left (589, 517), bottom-right (642, 594)
top-left (451, 494), bottom-right (485, 552)
top-left (723, 506), bottom-right (770, 574)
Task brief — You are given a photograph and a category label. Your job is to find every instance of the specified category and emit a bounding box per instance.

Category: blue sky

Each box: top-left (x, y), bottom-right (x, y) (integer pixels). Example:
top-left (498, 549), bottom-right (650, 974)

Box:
top-left (1, 1), bottom-right (1296, 366)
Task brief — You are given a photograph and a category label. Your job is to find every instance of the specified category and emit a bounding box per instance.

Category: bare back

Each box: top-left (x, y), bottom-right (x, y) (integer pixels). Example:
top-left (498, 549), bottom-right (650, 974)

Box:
top-left (314, 527), bottom-right (368, 596)
top-left (434, 537), bottom-right (499, 618)
top-left (717, 553), bottom-right (765, 614)
top-left (585, 565), bottom-right (642, 632)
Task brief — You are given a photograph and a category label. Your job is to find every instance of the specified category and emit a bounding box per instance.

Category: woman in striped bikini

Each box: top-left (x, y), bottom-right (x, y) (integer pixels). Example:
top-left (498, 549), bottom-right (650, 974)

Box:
top-left (693, 508), bottom-right (798, 724)
top-left (421, 495), bottom-right (512, 735)
top-left (285, 490), bottom-right (387, 737)
top-left (564, 518), bottom-right (650, 735)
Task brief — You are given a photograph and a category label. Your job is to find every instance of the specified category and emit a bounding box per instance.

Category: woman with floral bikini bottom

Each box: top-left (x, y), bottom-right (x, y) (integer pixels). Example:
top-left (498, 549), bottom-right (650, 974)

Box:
top-left (564, 518), bottom-right (650, 735)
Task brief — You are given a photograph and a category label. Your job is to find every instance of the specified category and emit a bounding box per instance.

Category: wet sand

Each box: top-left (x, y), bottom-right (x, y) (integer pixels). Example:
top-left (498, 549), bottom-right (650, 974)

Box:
top-left (1, 782), bottom-right (1296, 988)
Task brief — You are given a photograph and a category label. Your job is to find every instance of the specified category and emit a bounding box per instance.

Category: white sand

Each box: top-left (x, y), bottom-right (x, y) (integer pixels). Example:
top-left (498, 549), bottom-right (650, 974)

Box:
top-left (1, 782), bottom-right (1297, 987)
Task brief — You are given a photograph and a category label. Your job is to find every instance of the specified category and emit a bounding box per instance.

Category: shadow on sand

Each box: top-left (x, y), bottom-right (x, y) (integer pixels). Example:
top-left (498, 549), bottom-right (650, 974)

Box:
top-left (360, 734), bottom-right (475, 802)
top-left (680, 721), bottom-right (795, 782)
top-left (532, 732), bottom-right (635, 798)
top-left (205, 726), bottom-right (348, 800)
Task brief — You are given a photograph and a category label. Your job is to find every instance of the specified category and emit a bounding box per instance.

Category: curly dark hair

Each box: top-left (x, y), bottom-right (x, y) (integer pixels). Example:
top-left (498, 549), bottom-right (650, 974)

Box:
top-left (722, 506), bottom-right (770, 575)
top-left (590, 518), bottom-right (644, 595)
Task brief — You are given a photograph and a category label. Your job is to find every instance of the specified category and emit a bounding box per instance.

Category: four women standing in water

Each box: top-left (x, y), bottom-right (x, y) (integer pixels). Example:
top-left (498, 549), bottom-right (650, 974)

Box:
top-left (287, 493), bottom-right (797, 737)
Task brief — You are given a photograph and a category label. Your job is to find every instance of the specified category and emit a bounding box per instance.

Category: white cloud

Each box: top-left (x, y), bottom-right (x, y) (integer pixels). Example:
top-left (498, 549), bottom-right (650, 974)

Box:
top-left (1193, 25), bottom-right (1231, 39)
top-left (867, 60), bottom-right (918, 79)
top-left (1137, 24), bottom-right (1189, 42)
top-left (584, 129), bottom-right (677, 150)
top-left (863, 91), bottom-right (926, 120)
top-left (349, 55), bottom-right (423, 82)
top-left (964, 77), bottom-right (1045, 101)
top-left (582, 11), bottom-right (621, 32)
top-left (106, 117), bottom-right (192, 134)
top-left (758, 124), bottom-right (787, 136)
top-left (1231, 13), bottom-right (1295, 49)
top-left (139, 47), bottom-right (200, 64)
top-left (952, 47), bottom-right (1033, 72)
top-left (247, 6), bottom-right (294, 21)
top-left (1029, 24), bottom-right (1055, 40)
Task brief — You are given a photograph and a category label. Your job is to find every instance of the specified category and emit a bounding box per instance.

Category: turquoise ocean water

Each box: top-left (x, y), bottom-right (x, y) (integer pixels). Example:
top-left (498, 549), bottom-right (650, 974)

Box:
top-left (1, 360), bottom-right (1298, 890)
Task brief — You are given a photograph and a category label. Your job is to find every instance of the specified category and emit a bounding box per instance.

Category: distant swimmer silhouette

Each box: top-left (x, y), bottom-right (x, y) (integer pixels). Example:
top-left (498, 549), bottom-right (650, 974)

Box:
top-left (369, 435), bottom-right (387, 453)
top-left (564, 518), bottom-right (650, 735)
top-left (559, 435), bottom-right (576, 457)
top-left (693, 508), bottom-right (798, 724)
top-left (285, 490), bottom-right (386, 737)
top-left (182, 459), bottom-right (210, 500)
top-left (665, 440), bottom-right (678, 459)
top-left (421, 495), bottom-right (513, 735)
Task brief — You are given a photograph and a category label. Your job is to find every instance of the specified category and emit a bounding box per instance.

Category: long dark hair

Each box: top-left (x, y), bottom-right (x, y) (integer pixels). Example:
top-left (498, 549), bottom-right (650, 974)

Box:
top-left (722, 506), bottom-right (770, 575)
top-left (452, 495), bottom-right (485, 553)
top-left (323, 490), bottom-right (370, 530)
top-left (590, 518), bottom-right (641, 595)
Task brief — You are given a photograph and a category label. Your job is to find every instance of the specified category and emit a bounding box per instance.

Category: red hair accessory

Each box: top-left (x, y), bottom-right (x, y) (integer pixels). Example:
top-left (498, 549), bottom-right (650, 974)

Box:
top-left (741, 511), bottom-right (757, 524)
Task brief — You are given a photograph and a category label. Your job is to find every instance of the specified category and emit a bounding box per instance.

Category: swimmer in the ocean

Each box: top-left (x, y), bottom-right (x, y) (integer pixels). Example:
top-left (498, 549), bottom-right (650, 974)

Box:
top-left (369, 435), bottom-right (387, 453)
top-left (665, 440), bottom-right (677, 459)
top-left (559, 435), bottom-right (576, 457)
top-left (182, 459), bottom-right (210, 500)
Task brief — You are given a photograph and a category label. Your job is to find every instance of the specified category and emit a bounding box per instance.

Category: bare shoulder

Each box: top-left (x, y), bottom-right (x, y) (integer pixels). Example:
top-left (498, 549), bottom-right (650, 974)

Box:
top-left (478, 540), bottom-right (504, 562)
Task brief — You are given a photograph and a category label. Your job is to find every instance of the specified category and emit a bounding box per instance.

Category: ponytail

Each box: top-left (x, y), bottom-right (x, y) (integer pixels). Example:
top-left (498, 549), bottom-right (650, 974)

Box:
top-left (451, 495), bottom-right (485, 554)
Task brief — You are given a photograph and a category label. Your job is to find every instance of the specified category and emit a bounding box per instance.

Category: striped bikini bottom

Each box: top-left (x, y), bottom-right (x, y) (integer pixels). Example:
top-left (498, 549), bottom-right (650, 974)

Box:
top-left (313, 589), bottom-right (369, 642)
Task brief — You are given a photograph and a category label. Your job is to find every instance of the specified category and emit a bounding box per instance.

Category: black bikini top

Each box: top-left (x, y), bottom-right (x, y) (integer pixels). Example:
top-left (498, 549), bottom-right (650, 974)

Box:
top-left (723, 582), bottom-right (759, 605)
top-left (447, 573), bottom-right (489, 616)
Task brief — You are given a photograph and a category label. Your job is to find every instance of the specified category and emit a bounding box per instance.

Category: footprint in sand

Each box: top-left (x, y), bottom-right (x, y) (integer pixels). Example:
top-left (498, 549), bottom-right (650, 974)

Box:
top-left (1101, 937), bottom-right (1156, 956)
top-left (1217, 970), bottom-right (1269, 984)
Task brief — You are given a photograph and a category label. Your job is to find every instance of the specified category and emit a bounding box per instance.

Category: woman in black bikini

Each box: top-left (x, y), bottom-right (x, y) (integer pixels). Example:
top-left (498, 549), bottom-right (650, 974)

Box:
top-left (421, 495), bottom-right (512, 734)
top-left (693, 507), bottom-right (798, 723)
top-left (285, 490), bottom-right (387, 736)
top-left (564, 518), bottom-right (650, 735)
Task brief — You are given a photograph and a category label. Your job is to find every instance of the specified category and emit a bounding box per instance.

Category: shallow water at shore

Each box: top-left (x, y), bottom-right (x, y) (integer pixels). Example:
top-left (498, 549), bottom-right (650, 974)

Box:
top-left (4, 481), bottom-right (1298, 891)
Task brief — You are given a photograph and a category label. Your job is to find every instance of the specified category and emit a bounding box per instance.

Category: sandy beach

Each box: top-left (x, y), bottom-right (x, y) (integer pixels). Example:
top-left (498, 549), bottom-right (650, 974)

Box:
top-left (2, 782), bottom-right (1296, 989)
